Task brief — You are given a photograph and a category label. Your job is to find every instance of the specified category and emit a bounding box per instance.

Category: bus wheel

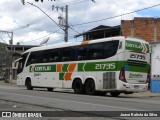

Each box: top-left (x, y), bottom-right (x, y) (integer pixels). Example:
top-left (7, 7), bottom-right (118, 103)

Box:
top-left (26, 79), bottom-right (33, 90)
top-left (73, 79), bottom-right (84, 94)
top-left (47, 88), bottom-right (53, 92)
top-left (110, 92), bottom-right (120, 97)
top-left (85, 79), bottom-right (96, 95)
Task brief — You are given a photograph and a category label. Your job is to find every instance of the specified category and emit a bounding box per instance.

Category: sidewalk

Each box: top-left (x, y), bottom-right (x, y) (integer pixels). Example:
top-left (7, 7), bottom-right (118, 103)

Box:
top-left (0, 79), bottom-right (17, 86)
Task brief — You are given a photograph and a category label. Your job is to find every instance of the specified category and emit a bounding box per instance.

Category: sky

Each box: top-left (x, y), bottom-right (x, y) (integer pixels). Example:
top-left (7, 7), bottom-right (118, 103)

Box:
top-left (0, 0), bottom-right (160, 45)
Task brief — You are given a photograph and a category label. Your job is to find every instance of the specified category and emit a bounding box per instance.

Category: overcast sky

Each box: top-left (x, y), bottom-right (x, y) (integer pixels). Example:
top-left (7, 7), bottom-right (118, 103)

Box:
top-left (0, 0), bottom-right (160, 45)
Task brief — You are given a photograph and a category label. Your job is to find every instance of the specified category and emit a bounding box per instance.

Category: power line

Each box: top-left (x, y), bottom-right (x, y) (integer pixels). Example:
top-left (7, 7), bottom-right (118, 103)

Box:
top-left (27, 6), bottom-right (64, 26)
top-left (19, 29), bottom-right (61, 44)
top-left (60, 0), bottom-right (92, 6)
top-left (69, 27), bottom-right (81, 34)
top-left (72, 3), bottom-right (160, 26)
top-left (28, 10), bottom-right (53, 26)
top-left (14, 2), bottom-right (160, 37)
top-left (12, 23), bottom-right (57, 33)
top-left (11, 5), bottom-right (58, 32)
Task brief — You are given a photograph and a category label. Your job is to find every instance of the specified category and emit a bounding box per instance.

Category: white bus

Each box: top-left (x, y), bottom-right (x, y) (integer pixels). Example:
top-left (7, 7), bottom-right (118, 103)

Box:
top-left (16, 36), bottom-right (150, 97)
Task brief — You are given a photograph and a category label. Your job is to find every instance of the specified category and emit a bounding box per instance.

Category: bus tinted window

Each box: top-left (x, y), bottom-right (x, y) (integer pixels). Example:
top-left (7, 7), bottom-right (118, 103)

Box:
top-left (22, 53), bottom-right (28, 68)
top-left (89, 43), bottom-right (103, 59)
top-left (25, 40), bottom-right (119, 65)
top-left (18, 53), bottom-right (28, 73)
top-left (49, 49), bottom-right (61, 62)
top-left (104, 40), bottom-right (119, 58)
top-left (77, 45), bottom-right (90, 60)
top-left (61, 48), bottom-right (72, 61)
top-left (76, 40), bottom-right (119, 60)
top-left (42, 50), bottom-right (50, 63)
top-left (26, 51), bottom-right (44, 66)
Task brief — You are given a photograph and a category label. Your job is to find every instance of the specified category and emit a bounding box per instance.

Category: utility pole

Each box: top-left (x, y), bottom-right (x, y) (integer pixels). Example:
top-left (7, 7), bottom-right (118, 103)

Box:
top-left (23, 0), bottom-right (95, 42)
top-left (52, 5), bottom-right (69, 42)
top-left (10, 32), bottom-right (13, 84)
top-left (28, 2), bottom-right (69, 42)
top-left (65, 5), bottom-right (68, 42)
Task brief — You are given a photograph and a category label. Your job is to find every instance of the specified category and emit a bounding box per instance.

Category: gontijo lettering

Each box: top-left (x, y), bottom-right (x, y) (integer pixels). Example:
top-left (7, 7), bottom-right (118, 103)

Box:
top-left (34, 66), bottom-right (51, 71)
top-left (126, 43), bottom-right (142, 49)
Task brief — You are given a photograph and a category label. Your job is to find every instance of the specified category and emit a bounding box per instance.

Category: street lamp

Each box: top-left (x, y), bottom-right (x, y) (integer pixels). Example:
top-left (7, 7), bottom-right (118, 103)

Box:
top-left (27, 2), bottom-right (68, 42)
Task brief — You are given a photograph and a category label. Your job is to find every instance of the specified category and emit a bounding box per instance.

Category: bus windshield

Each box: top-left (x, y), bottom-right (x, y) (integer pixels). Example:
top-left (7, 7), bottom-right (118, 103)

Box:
top-left (17, 53), bottom-right (28, 74)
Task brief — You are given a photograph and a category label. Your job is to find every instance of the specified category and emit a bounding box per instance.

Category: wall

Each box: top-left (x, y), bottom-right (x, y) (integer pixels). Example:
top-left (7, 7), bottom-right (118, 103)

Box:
top-left (121, 17), bottom-right (160, 42)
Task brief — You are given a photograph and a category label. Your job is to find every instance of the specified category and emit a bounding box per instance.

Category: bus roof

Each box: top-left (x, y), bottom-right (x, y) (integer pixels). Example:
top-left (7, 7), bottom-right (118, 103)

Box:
top-left (22, 36), bottom-right (148, 54)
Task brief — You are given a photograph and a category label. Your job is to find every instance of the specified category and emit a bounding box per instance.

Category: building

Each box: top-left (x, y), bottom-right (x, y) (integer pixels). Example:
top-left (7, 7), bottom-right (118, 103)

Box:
top-left (75, 17), bottom-right (160, 43)
top-left (121, 17), bottom-right (160, 42)
top-left (75, 25), bottom-right (121, 41)
top-left (0, 43), bottom-right (37, 80)
top-left (6, 45), bottom-right (38, 62)
top-left (7, 45), bottom-right (38, 80)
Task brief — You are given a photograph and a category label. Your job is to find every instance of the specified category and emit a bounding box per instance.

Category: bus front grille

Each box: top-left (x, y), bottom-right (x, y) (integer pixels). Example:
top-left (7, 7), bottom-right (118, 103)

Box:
top-left (127, 60), bottom-right (147, 67)
top-left (103, 72), bottom-right (116, 89)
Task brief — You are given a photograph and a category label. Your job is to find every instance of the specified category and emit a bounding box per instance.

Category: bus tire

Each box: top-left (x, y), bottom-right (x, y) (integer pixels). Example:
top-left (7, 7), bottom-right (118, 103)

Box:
top-left (85, 79), bottom-right (96, 95)
top-left (73, 79), bottom-right (84, 94)
top-left (110, 92), bottom-right (120, 97)
top-left (47, 88), bottom-right (54, 92)
top-left (26, 78), bottom-right (33, 90)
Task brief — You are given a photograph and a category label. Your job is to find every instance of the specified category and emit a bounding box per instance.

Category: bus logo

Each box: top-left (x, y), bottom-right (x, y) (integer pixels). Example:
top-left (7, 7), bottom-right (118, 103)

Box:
top-left (125, 40), bottom-right (149, 53)
top-left (30, 65), bottom-right (35, 72)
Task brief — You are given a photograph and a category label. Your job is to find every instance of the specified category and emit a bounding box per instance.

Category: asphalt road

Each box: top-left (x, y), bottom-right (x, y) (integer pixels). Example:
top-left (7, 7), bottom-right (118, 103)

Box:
top-left (0, 82), bottom-right (160, 119)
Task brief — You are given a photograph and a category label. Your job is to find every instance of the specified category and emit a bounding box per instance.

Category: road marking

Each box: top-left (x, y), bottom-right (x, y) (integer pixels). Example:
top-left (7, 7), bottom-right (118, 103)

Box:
top-left (0, 91), bottom-right (144, 111)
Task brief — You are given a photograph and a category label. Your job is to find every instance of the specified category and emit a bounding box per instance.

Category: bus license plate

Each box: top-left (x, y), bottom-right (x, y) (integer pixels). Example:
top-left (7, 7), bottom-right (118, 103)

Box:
top-left (134, 85), bottom-right (139, 89)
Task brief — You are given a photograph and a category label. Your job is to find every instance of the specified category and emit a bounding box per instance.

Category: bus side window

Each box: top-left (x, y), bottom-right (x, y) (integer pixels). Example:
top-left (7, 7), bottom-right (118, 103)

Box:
top-left (89, 43), bottom-right (103, 59)
top-left (49, 49), bottom-right (61, 62)
top-left (77, 55), bottom-right (85, 60)
top-left (31, 59), bottom-right (37, 64)
top-left (77, 46), bottom-right (89, 60)
top-left (26, 52), bottom-right (36, 66)
top-left (93, 53), bottom-right (102, 59)
top-left (104, 40), bottom-right (119, 58)
top-left (26, 51), bottom-right (45, 65)
top-left (53, 56), bottom-right (59, 62)
top-left (61, 48), bottom-right (72, 61)
top-left (42, 50), bottom-right (50, 63)
top-left (43, 59), bottom-right (48, 63)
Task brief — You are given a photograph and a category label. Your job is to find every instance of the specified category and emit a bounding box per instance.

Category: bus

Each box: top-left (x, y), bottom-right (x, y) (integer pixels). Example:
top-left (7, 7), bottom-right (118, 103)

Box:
top-left (16, 36), bottom-right (150, 97)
